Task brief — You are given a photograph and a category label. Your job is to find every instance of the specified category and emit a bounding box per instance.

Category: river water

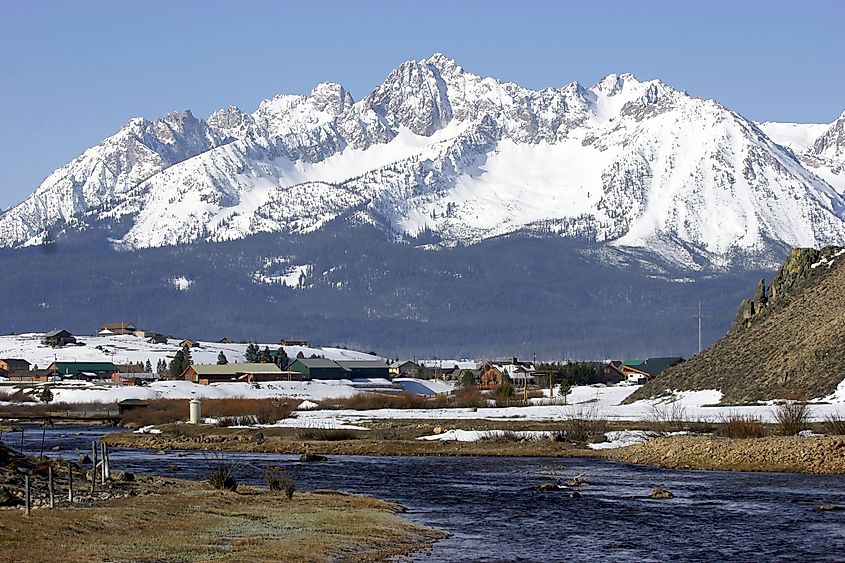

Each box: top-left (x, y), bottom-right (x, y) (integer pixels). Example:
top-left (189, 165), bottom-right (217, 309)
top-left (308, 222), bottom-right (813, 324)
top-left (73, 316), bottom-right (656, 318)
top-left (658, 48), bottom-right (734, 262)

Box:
top-left (6, 425), bottom-right (845, 562)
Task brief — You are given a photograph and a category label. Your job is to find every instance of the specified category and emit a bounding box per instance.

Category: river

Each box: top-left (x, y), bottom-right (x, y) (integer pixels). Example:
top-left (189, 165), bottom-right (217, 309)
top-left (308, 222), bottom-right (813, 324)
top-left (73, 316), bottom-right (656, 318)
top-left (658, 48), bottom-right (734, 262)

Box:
top-left (5, 425), bottom-right (845, 562)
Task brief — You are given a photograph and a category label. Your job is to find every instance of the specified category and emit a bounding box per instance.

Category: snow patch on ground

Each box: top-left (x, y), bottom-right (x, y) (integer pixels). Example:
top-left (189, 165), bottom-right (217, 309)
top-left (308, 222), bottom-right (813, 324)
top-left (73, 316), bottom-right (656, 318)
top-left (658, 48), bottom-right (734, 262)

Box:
top-left (417, 429), bottom-right (551, 442)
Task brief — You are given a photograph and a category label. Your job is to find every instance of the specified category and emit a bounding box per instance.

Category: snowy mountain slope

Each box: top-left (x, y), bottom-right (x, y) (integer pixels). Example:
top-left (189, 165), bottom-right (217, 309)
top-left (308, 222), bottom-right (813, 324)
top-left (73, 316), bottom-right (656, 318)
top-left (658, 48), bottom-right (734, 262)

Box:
top-left (3, 54), bottom-right (845, 269)
top-left (757, 121), bottom-right (828, 153)
top-left (800, 110), bottom-right (845, 194)
top-left (759, 112), bottom-right (845, 195)
top-left (0, 111), bottom-right (228, 246)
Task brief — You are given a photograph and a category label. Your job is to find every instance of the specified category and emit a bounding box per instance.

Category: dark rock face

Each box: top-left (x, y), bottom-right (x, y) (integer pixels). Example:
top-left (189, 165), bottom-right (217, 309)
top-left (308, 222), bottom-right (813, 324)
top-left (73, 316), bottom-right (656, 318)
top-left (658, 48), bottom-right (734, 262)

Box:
top-left (732, 247), bottom-right (843, 331)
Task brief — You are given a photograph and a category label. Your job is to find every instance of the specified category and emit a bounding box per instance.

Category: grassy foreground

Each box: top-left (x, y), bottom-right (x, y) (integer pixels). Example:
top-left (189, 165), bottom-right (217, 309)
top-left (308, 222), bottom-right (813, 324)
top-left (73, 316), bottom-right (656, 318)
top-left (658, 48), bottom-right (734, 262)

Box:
top-left (0, 476), bottom-right (445, 562)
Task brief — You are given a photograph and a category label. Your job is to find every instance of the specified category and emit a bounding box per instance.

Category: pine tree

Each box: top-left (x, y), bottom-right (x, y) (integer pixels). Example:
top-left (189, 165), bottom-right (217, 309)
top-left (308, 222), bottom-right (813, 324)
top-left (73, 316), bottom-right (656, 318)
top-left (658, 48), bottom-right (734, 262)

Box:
top-left (182, 345), bottom-right (193, 370)
top-left (169, 349), bottom-right (186, 379)
top-left (217, 351), bottom-right (228, 365)
top-left (558, 378), bottom-right (572, 405)
top-left (39, 387), bottom-right (54, 403)
top-left (274, 347), bottom-right (289, 369)
top-left (259, 346), bottom-right (272, 363)
top-left (245, 343), bottom-right (259, 363)
top-left (145, 359), bottom-right (153, 373)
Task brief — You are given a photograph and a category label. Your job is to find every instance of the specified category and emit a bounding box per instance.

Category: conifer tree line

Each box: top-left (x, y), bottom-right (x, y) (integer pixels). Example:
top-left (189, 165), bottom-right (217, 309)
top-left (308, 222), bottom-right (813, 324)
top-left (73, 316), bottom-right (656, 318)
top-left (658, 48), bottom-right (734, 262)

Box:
top-left (244, 343), bottom-right (289, 368)
top-left (534, 361), bottom-right (617, 386)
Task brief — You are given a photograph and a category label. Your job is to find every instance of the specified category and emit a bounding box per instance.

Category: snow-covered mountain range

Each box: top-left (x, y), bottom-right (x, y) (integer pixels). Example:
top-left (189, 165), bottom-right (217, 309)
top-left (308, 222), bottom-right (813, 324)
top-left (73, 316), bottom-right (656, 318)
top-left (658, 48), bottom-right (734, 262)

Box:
top-left (3, 54), bottom-right (845, 269)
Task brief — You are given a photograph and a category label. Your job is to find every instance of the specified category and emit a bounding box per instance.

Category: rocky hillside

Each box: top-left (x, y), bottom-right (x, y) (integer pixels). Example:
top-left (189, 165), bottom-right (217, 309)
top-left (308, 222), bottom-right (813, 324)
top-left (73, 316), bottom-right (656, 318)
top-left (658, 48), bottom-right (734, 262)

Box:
top-left (628, 246), bottom-right (845, 403)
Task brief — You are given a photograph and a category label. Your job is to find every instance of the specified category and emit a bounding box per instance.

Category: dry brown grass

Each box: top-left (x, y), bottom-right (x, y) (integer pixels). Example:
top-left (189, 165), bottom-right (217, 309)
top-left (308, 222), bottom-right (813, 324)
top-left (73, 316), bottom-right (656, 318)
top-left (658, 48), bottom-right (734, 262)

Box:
top-left (772, 401), bottom-right (811, 436)
top-left (554, 406), bottom-right (608, 443)
top-left (121, 398), bottom-right (297, 426)
top-left (0, 478), bottom-right (444, 562)
top-left (715, 412), bottom-right (767, 439)
top-left (325, 387), bottom-right (488, 410)
top-left (823, 413), bottom-right (845, 435)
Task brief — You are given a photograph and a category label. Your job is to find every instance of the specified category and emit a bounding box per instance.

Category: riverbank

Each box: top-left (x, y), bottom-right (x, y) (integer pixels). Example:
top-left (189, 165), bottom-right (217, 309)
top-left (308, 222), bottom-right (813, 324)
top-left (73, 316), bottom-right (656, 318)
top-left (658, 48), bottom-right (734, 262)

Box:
top-left (100, 420), bottom-right (845, 474)
top-left (0, 472), bottom-right (444, 562)
top-left (602, 434), bottom-right (845, 474)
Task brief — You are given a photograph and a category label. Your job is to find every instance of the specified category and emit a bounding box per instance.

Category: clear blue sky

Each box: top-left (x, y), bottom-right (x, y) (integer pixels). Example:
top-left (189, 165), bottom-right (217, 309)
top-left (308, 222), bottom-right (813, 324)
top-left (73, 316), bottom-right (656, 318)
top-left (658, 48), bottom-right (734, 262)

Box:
top-left (1, 0), bottom-right (843, 209)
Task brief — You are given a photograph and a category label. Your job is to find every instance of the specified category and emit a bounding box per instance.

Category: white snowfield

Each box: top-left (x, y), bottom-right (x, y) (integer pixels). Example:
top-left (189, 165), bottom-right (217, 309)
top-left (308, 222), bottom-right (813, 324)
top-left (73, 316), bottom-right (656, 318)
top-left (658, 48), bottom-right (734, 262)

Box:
top-left (279, 386), bottom-right (845, 427)
top-left (0, 333), bottom-right (380, 370)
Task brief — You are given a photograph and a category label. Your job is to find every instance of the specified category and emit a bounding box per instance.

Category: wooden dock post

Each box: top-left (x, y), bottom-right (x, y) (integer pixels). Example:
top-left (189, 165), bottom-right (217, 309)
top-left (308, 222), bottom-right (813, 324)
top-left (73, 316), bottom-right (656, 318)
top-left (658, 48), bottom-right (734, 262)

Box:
top-left (48, 466), bottom-right (55, 508)
top-left (67, 461), bottom-right (74, 503)
top-left (25, 475), bottom-right (31, 516)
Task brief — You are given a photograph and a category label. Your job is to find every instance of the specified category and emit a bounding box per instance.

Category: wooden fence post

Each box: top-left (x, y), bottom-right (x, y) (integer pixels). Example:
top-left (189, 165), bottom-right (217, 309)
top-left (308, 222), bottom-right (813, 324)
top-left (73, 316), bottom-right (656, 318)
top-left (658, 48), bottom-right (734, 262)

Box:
top-left (100, 442), bottom-right (108, 484)
top-left (104, 442), bottom-right (110, 481)
top-left (67, 461), bottom-right (74, 503)
top-left (25, 475), bottom-right (31, 516)
top-left (90, 441), bottom-right (97, 496)
top-left (48, 466), bottom-right (54, 508)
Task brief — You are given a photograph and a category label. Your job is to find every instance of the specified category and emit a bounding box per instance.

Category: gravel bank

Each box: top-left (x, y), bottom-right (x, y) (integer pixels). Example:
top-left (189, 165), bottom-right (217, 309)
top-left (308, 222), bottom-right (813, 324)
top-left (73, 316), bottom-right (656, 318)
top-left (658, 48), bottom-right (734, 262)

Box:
top-left (601, 434), bottom-right (845, 474)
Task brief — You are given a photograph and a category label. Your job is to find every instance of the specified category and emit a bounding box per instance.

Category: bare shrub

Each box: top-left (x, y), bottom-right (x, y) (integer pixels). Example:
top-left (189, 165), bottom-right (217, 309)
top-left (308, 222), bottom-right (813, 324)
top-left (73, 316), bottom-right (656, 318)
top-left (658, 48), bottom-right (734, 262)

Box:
top-left (479, 430), bottom-right (529, 443)
top-left (265, 465), bottom-right (295, 499)
top-left (715, 412), bottom-right (766, 439)
top-left (645, 401), bottom-right (688, 432)
top-left (371, 427), bottom-right (402, 440)
top-left (294, 426), bottom-right (362, 441)
top-left (555, 406), bottom-right (608, 443)
top-left (822, 413), bottom-right (845, 435)
top-left (206, 454), bottom-right (238, 491)
top-left (772, 401), bottom-right (810, 436)
top-left (450, 386), bottom-right (486, 408)
top-left (327, 393), bottom-right (429, 410)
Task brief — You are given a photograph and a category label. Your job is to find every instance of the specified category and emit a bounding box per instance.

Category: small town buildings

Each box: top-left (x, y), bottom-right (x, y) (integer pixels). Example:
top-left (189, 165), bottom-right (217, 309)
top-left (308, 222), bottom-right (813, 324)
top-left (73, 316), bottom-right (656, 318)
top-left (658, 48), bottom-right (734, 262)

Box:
top-left (0, 358), bottom-right (31, 375)
top-left (179, 339), bottom-right (199, 349)
top-left (146, 333), bottom-right (169, 345)
top-left (112, 372), bottom-right (157, 385)
top-left (280, 338), bottom-right (310, 347)
top-left (99, 322), bottom-right (137, 336)
top-left (218, 337), bottom-right (234, 344)
top-left (42, 329), bottom-right (77, 347)
top-left (286, 358), bottom-right (390, 380)
top-left (337, 360), bottom-right (390, 379)
top-left (47, 361), bottom-right (118, 380)
top-left (288, 358), bottom-right (347, 379)
top-left (389, 360), bottom-right (420, 378)
top-left (8, 370), bottom-right (53, 383)
top-left (183, 364), bottom-right (236, 384)
top-left (182, 363), bottom-right (284, 384)
top-left (619, 357), bottom-right (685, 381)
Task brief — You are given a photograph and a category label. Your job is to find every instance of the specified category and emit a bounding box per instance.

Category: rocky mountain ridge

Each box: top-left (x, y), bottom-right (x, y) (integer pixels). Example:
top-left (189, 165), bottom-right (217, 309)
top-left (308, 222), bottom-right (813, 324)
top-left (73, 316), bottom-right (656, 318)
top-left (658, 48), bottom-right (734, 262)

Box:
top-left (1, 54), bottom-right (845, 272)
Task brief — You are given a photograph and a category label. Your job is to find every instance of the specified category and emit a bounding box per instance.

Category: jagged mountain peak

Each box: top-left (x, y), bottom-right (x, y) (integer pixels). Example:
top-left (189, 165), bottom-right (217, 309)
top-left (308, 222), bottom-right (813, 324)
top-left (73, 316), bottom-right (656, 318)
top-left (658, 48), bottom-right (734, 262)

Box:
top-left (2, 55), bottom-right (845, 270)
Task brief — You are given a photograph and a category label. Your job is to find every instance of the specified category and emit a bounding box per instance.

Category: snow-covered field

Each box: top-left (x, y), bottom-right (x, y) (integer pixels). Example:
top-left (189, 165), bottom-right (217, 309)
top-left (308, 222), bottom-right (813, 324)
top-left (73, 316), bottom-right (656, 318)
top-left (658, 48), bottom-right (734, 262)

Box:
top-left (0, 333), bottom-right (381, 369)
top-left (265, 385), bottom-right (845, 427)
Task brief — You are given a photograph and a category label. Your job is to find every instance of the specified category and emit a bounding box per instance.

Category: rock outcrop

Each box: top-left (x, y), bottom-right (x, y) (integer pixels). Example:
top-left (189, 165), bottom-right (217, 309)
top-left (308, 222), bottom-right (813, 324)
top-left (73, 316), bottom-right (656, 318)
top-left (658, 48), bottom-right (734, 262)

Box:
top-left (628, 246), bottom-right (845, 403)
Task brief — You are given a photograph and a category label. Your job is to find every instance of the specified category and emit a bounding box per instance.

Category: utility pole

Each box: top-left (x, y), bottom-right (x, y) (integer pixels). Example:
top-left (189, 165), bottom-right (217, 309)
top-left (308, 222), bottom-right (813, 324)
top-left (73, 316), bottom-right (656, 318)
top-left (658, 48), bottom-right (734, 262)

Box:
top-left (693, 301), bottom-right (710, 354)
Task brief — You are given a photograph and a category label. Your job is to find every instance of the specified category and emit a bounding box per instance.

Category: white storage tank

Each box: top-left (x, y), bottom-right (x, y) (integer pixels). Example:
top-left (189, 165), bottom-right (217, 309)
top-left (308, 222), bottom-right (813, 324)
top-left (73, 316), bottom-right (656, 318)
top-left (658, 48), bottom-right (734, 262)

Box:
top-left (189, 399), bottom-right (201, 424)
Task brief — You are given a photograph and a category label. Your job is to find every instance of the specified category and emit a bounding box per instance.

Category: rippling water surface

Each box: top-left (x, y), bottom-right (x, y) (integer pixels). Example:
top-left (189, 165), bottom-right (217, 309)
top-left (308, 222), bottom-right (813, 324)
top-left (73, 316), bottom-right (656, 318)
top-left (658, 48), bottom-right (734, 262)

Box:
top-left (8, 426), bottom-right (845, 562)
